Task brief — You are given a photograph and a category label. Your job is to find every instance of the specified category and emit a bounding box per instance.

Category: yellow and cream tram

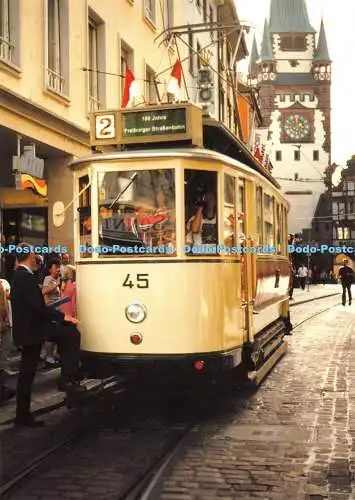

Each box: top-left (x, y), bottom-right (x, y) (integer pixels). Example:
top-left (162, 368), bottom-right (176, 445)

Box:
top-left (58, 104), bottom-right (291, 385)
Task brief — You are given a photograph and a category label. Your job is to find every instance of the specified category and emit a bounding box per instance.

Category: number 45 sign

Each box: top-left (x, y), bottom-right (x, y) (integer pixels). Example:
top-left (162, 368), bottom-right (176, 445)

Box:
top-left (122, 274), bottom-right (149, 289)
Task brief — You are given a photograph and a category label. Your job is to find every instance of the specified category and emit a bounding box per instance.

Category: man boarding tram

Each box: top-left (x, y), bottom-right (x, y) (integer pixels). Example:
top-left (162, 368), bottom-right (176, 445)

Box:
top-left (11, 243), bottom-right (86, 428)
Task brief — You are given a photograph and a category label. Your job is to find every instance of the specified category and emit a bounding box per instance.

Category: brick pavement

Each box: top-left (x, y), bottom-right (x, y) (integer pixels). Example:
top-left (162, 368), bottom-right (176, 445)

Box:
top-left (158, 301), bottom-right (355, 500)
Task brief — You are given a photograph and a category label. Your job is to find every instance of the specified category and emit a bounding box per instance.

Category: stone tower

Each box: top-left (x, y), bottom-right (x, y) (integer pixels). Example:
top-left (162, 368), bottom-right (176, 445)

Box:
top-left (253, 0), bottom-right (331, 234)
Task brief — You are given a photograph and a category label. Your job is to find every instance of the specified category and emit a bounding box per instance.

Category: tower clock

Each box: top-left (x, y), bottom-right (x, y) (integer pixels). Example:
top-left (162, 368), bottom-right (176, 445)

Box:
top-left (283, 114), bottom-right (310, 140)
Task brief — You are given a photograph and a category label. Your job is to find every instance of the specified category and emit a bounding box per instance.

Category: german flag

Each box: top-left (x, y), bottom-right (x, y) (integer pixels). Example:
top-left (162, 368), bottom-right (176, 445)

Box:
top-left (19, 174), bottom-right (47, 197)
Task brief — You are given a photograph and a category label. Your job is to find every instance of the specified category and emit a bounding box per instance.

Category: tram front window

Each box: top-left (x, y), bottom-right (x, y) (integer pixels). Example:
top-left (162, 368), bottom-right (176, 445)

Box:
top-left (97, 169), bottom-right (176, 256)
top-left (185, 170), bottom-right (218, 254)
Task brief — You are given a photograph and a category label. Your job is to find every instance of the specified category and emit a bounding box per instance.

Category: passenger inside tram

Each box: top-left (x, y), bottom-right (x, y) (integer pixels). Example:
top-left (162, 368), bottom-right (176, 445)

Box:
top-left (185, 170), bottom-right (218, 251)
top-left (97, 169), bottom-right (176, 252)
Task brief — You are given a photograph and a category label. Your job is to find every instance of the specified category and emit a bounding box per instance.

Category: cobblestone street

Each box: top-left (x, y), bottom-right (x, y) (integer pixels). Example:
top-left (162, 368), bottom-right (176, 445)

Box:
top-left (3, 292), bottom-right (355, 500)
top-left (158, 296), bottom-right (355, 500)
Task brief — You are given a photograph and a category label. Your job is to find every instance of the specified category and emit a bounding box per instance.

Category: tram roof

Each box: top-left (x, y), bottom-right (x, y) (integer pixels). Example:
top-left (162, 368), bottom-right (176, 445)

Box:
top-left (69, 147), bottom-right (281, 192)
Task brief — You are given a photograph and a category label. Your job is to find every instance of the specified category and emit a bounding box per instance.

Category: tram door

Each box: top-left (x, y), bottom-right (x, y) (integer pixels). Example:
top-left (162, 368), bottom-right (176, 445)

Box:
top-left (238, 178), bottom-right (254, 343)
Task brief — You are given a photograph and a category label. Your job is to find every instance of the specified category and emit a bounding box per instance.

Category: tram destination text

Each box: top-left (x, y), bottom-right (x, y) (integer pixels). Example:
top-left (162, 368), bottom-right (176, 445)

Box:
top-left (122, 108), bottom-right (187, 137)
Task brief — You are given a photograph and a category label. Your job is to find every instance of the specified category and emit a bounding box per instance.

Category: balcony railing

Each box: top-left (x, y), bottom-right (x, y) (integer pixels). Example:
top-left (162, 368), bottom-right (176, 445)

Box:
top-left (0, 36), bottom-right (14, 63)
top-left (47, 68), bottom-right (65, 94)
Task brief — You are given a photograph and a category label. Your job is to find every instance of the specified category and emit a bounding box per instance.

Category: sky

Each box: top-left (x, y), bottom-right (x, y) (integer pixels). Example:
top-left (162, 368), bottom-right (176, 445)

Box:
top-left (236, 0), bottom-right (355, 166)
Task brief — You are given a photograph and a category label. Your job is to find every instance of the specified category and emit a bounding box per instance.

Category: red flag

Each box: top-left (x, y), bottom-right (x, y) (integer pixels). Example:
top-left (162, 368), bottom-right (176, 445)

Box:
top-left (121, 68), bottom-right (135, 108)
top-left (167, 60), bottom-right (182, 99)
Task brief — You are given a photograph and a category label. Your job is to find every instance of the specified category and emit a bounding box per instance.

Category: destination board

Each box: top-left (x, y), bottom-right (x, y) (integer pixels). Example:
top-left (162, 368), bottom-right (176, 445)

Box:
top-left (90, 103), bottom-right (203, 147)
top-left (122, 108), bottom-right (187, 137)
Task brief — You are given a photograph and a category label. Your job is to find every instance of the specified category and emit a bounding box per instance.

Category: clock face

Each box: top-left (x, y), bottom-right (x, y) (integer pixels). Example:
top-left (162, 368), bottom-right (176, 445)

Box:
top-left (284, 114), bottom-right (310, 140)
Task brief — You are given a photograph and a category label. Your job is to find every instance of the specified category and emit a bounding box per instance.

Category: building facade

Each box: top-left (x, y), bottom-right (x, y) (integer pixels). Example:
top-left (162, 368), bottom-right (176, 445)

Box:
top-left (0, 0), bottom-right (182, 259)
top-left (179, 0), bottom-right (249, 138)
top-left (248, 0), bottom-right (332, 234)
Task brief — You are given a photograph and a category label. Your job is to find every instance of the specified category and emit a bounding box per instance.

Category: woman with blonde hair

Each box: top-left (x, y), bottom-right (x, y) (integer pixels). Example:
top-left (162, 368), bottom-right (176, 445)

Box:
top-left (61, 265), bottom-right (77, 318)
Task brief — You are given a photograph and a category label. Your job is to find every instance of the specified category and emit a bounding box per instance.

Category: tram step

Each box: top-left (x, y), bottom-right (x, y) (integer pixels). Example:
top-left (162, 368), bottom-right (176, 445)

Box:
top-left (254, 319), bottom-right (286, 349)
top-left (248, 341), bottom-right (288, 386)
top-left (262, 336), bottom-right (284, 360)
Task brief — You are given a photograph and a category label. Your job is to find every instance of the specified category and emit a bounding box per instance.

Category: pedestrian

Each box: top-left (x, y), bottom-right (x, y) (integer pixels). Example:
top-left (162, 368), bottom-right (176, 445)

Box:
top-left (60, 253), bottom-right (70, 279)
top-left (320, 270), bottom-right (327, 285)
top-left (288, 261), bottom-right (296, 300)
top-left (4, 235), bottom-right (17, 284)
top-left (297, 264), bottom-right (308, 290)
top-left (34, 255), bottom-right (48, 287)
top-left (0, 280), bottom-right (15, 376)
top-left (11, 242), bottom-right (86, 428)
top-left (337, 259), bottom-right (354, 306)
top-left (42, 258), bottom-right (62, 367)
top-left (61, 265), bottom-right (77, 318)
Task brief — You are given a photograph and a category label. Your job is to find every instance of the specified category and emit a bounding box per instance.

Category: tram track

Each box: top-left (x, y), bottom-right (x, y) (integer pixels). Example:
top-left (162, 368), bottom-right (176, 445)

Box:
top-left (0, 381), bottom-right (233, 500)
top-left (0, 376), bottom-right (131, 497)
top-left (291, 294), bottom-right (341, 330)
top-left (0, 296), bottom-right (343, 499)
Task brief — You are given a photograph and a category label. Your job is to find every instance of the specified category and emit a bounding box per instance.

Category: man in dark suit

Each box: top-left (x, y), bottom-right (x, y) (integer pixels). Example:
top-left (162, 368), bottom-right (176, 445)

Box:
top-left (11, 243), bottom-right (86, 427)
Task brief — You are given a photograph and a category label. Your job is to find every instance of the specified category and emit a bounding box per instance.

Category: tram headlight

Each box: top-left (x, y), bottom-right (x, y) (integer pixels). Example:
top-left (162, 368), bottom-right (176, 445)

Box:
top-left (125, 302), bottom-right (147, 323)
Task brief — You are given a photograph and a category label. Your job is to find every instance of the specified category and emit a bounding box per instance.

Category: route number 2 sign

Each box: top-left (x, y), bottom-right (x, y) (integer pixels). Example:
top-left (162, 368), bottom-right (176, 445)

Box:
top-left (95, 114), bottom-right (116, 139)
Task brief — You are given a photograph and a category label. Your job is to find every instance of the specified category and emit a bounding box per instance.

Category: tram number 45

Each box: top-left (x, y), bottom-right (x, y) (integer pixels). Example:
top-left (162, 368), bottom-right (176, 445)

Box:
top-left (122, 274), bottom-right (149, 289)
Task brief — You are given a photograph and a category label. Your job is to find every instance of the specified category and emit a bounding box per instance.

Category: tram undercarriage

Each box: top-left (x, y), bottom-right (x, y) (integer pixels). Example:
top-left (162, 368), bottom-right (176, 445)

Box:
top-left (80, 316), bottom-right (290, 387)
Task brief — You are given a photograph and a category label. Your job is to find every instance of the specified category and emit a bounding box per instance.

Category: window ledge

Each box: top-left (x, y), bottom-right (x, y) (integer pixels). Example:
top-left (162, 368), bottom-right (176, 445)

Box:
top-left (0, 58), bottom-right (21, 78)
top-left (143, 15), bottom-right (157, 33)
top-left (43, 87), bottom-right (71, 107)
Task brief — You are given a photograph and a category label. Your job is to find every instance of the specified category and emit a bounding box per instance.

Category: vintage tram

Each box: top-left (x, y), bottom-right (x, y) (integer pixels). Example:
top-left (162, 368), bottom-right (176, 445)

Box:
top-left (56, 104), bottom-right (291, 385)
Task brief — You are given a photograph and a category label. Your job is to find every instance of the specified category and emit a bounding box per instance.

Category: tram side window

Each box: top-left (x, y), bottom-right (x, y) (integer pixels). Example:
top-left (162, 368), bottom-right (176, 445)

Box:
top-left (237, 179), bottom-right (245, 244)
top-left (255, 186), bottom-right (263, 246)
top-left (276, 203), bottom-right (282, 254)
top-left (78, 175), bottom-right (91, 258)
top-left (185, 170), bottom-right (218, 254)
top-left (282, 206), bottom-right (288, 254)
top-left (97, 169), bottom-right (176, 256)
top-left (264, 193), bottom-right (274, 247)
top-left (224, 174), bottom-right (236, 247)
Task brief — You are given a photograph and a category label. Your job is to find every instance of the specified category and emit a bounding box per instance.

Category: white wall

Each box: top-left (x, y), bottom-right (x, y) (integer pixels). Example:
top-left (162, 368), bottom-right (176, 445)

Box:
top-left (272, 34), bottom-right (315, 74)
top-left (278, 179), bottom-right (325, 234)
top-left (269, 110), bottom-right (328, 182)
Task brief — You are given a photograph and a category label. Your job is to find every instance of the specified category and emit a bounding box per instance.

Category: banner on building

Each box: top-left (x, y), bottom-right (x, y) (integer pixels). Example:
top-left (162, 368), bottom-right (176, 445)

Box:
top-left (15, 173), bottom-right (47, 198)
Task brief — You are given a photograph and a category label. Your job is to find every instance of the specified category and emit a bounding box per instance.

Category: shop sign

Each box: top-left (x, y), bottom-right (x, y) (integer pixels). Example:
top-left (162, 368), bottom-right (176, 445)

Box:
top-left (12, 146), bottom-right (45, 179)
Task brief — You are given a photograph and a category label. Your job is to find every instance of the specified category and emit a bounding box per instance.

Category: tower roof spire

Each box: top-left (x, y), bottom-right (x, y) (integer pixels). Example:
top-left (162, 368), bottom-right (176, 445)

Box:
top-left (269, 0), bottom-right (316, 33)
top-left (260, 19), bottom-right (273, 61)
top-left (248, 34), bottom-right (260, 75)
top-left (314, 18), bottom-right (331, 61)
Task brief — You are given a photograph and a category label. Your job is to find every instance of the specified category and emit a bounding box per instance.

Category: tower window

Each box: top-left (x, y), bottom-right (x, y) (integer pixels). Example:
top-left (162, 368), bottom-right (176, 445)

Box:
top-left (294, 150), bottom-right (301, 161)
top-left (276, 151), bottom-right (282, 161)
top-left (313, 150), bottom-right (319, 161)
top-left (281, 37), bottom-right (293, 50)
top-left (280, 35), bottom-right (306, 51)
top-left (290, 94), bottom-right (295, 102)
top-left (310, 94), bottom-right (315, 101)
top-left (280, 95), bottom-right (285, 102)
top-left (294, 37), bottom-right (305, 50)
